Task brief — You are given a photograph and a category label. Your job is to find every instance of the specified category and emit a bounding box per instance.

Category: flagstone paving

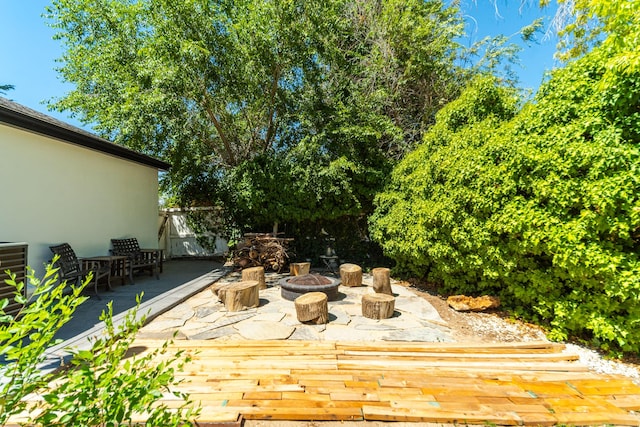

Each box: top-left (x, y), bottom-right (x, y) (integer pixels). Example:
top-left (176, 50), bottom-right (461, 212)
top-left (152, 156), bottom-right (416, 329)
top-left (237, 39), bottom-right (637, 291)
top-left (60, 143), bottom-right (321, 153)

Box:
top-left (138, 270), bottom-right (454, 343)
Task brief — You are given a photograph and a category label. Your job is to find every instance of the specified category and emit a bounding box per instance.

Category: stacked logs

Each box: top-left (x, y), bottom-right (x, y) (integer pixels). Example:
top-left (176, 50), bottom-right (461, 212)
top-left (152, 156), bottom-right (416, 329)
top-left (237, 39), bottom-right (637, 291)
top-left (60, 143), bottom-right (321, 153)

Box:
top-left (232, 233), bottom-right (293, 272)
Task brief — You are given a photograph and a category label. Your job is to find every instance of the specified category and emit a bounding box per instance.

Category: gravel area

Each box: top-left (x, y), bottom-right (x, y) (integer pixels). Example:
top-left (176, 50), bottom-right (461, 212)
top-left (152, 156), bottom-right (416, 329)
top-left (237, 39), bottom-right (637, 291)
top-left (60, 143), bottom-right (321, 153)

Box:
top-left (406, 280), bottom-right (640, 385)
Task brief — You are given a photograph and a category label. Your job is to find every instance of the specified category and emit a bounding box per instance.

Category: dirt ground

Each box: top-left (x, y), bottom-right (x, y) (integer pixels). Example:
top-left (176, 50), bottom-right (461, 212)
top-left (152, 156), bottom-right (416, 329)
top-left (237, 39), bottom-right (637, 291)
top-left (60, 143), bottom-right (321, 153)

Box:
top-left (405, 280), bottom-right (549, 344)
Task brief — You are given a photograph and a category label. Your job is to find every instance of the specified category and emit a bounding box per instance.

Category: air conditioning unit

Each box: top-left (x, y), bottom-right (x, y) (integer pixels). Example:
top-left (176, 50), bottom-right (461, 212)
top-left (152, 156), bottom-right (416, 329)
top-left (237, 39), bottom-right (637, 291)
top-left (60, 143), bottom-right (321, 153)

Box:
top-left (0, 242), bottom-right (28, 317)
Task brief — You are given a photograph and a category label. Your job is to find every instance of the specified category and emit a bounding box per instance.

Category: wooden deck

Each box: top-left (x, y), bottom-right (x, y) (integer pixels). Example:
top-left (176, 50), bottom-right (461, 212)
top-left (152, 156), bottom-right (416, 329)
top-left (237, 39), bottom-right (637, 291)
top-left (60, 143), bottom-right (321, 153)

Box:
top-left (129, 340), bottom-right (640, 426)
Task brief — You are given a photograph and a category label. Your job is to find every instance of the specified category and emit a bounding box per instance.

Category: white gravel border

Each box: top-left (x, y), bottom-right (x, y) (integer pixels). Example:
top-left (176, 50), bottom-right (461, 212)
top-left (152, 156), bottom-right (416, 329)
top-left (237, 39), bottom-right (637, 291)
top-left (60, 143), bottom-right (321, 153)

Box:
top-left (563, 343), bottom-right (640, 384)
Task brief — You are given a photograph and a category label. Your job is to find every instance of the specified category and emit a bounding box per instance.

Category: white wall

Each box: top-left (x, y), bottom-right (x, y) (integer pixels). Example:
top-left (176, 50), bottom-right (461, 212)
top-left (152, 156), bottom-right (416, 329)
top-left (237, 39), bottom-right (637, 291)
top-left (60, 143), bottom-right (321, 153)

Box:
top-left (0, 123), bottom-right (161, 278)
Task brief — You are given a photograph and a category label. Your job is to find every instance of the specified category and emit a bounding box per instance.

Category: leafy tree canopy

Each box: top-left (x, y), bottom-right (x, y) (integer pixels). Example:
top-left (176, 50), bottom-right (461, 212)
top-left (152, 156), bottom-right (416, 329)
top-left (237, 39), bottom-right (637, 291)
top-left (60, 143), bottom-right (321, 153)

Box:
top-left (0, 84), bottom-right (14, 95)
top-left (46, 0), bottom-right (476, 231)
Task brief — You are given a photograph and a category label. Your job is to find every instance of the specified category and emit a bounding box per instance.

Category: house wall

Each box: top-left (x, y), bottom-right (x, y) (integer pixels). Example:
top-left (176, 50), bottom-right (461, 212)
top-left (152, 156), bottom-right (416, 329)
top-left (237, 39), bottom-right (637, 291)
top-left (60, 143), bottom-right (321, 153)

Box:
top-left (0, 122), bottom-right (160, 278)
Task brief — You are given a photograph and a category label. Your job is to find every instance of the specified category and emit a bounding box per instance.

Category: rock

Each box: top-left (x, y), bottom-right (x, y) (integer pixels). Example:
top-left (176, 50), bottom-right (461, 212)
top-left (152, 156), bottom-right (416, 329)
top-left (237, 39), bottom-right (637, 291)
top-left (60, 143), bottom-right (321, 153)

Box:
top-left (188, 325), bottom-right (238, 340)
top-left (209, 311), bottom-right (257, 329)
top-left (140, 318), bottom-right (188, 332)
top-left (235, 320), bottom-right (295, 340)
top-left (161, 305), bottom-right (195, 322)
top-left (447, 295), bottom-right (500, 312)
top-left (329, 307), bottom-right (352, 326)
top-left (383, 328), bottom-right (454, 343)
top-left (137, 330), bottom-right (187, 340)
top-left (395, 296), bottom-right (445, 322)
top-left (289, 325), bottom-right (322, 340)
top-left (195, 306), bottom-right (221, 318)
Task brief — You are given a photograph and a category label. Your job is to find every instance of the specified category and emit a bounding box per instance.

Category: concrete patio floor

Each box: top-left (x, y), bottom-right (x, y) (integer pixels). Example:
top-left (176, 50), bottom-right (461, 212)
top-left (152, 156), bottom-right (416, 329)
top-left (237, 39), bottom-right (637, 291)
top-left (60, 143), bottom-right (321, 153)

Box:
top-left (42, 258), bottom-right (227, 370)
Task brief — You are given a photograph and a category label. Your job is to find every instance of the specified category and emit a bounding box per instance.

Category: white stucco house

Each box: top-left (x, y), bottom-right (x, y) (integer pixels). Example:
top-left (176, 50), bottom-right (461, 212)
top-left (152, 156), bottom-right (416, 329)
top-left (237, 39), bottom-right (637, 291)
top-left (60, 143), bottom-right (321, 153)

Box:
top-left (0, 97), bottom-right (170, 279)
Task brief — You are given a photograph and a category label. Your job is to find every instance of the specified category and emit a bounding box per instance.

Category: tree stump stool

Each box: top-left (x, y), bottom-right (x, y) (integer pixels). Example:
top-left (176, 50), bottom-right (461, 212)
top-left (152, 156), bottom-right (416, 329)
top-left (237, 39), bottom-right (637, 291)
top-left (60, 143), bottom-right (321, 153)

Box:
top-left (242, 266), bottom-right (266, 290)
top-left (372, 267), bottom-right (392, 295)
top-left (290, 262), bottom-right (311, 276)
top-left (339, 263), bottom-right (362, 287)
top-left (362, 293), bottom-right (395, 319)
top-left (294, 292), bottom-right (328, 324)
top-left (218, 280), bottom-right (260, 312)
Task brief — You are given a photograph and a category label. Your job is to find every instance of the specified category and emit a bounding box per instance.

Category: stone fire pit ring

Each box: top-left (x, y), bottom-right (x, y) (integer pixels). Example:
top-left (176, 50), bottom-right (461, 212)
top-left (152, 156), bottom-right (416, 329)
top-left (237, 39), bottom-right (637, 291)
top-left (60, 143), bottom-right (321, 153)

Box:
top-left (279, 274), bottom-right (340, 301)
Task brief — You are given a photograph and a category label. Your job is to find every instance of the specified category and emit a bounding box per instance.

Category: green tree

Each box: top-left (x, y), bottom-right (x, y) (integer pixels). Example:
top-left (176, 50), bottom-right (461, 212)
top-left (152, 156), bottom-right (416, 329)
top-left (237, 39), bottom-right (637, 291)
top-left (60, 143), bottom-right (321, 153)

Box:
top-left (547, 0), bottom-right (640, 70)
top-left (47, 0), bottom-right (324, 167)
top-left (46, 0), bottom-right (469, 238)
top-left (369, 75), bottom-right (521, 285)
top-left (217, 0), bottom-right (466, 233)
top-left (0, 84), bottom-right (14, 95)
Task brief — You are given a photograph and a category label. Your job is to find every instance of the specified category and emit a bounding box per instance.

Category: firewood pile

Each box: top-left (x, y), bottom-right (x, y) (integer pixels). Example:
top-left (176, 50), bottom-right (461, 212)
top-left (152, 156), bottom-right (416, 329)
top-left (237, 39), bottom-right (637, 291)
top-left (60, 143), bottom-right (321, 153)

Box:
top-left (232, 233), bottom-right (293, 272)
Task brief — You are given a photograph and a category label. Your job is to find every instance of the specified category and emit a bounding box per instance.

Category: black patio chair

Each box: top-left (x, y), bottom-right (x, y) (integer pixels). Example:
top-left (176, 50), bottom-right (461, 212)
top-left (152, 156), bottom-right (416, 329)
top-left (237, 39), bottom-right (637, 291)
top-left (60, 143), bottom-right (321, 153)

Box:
top-left (49, 243), bottom-right (111, 298)
top-left (110, 238), bottom-right (160, 284)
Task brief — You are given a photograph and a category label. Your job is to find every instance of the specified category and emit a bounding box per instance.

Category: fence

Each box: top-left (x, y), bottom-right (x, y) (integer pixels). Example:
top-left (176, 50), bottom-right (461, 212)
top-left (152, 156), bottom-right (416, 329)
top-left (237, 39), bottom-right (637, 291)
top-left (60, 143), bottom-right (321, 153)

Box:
top-left (158, 208), bottom-right (228, 259)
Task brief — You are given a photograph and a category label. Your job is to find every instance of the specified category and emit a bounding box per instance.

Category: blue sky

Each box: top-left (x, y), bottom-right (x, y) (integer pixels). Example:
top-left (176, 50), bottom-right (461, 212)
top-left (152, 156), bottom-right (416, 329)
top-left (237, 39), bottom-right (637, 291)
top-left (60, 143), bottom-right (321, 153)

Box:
top-left (1, 1), bottom-right (559, 131)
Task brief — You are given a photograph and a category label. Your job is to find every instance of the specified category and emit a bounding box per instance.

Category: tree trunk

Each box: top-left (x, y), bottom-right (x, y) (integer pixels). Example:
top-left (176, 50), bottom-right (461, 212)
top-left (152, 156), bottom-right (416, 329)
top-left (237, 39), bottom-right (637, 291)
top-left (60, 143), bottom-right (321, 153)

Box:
top-left (362, 293), bottom-right (395, 319)
top-left (290, 262), bottom-right (311, 276)
top-left (218, 280), bottom-right (260, 312)
top-left (339, 263), bottom-right (362, 287)
top-left (372, 267), bottom-right (392, 295)
top-left (294, 292), bottom-right (328, 324)
top-left (242, 266), bottom-right (266, 289)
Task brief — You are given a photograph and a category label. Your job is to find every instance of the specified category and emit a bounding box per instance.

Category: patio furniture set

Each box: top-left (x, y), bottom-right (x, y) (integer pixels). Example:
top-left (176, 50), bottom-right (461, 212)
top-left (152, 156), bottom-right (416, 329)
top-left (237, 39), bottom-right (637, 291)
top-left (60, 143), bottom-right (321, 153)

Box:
top-left (49, 238), bottom-right (162, 299)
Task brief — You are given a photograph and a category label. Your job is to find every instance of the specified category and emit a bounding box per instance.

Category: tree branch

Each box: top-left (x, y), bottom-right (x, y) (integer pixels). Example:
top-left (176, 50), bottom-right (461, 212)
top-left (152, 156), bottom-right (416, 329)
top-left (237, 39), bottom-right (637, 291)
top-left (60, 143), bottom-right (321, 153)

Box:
top-left (202, 93), bottom-right (237, 166)
top-left (263, 65), bottom-right (281, 151)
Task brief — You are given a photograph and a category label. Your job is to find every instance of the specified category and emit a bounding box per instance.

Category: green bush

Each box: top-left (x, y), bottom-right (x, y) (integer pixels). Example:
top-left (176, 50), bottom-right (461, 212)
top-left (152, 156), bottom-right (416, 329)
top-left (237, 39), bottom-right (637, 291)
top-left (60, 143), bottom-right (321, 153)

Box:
top-left (500, 53), bottom-right (640, 352)
top-left (0, 260), bottom-right (197, 426)
top-left (370, 61), bottom-right (640, 354)
top-left (369, 75), bottom-right (520, 289)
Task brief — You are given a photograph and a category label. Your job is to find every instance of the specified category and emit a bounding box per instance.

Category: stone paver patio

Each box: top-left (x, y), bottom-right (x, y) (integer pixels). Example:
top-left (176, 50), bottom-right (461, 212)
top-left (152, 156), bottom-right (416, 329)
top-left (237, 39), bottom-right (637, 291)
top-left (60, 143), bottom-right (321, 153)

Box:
top-left (139, 270), bottom-right (454, 343)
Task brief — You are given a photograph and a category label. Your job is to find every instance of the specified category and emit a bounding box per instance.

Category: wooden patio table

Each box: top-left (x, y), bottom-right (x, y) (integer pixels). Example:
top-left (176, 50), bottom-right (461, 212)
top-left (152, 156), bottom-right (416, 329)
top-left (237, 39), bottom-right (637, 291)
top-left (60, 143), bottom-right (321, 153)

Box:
top-left (84, 255), bottom-right (129, 287)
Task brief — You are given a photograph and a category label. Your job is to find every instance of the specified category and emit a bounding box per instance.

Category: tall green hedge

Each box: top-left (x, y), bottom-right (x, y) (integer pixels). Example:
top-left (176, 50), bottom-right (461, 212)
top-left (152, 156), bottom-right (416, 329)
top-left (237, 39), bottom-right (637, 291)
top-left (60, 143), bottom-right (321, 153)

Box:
top-left (370, 58), bottom-right (640, 354)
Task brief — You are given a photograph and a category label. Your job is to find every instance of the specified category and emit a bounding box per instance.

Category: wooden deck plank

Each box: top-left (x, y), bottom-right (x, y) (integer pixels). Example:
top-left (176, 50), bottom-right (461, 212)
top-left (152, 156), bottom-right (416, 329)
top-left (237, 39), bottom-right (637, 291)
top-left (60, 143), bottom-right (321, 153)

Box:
top-left (605, 395), bottom-right (640, 410)
top-left (15, 339), bottom-right (639, 426)
top-left (162, 340), bottom-right (639, 425)
top-left (339, 351), bottom-right (579, 362)
top-left (361, 405), bottom-right (524, 425)
top-left (338, 360), bottom-right (588, 371)
top-left (237, 406), bottom-right (364, 421)
top-left (335, 340), bottom-right (562, 352)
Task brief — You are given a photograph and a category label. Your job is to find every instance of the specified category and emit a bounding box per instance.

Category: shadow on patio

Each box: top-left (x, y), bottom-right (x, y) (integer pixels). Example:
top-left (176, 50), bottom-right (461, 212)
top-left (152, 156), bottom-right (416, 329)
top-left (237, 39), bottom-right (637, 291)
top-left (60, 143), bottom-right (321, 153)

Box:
top-left (42, 259), bottom-right (227, 370)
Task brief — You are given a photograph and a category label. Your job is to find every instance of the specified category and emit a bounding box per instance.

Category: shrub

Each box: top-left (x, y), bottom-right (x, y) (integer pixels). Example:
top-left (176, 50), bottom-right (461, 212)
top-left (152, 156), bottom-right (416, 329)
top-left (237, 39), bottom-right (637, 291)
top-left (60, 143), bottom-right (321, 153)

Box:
top-left (0, 260), bottom-right (197, 426)
top-left (0, 259), bottom-right (87, 426)
top-left (369, 75), bottom-right (520, 288)
top-left (370, 61), bottom-right (640, 354)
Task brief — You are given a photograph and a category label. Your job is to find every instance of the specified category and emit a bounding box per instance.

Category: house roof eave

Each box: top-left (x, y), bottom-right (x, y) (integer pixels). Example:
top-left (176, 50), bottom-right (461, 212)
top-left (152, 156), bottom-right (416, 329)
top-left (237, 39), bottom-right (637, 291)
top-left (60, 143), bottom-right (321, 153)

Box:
top-left (0, 97), bottom-right (171, 171)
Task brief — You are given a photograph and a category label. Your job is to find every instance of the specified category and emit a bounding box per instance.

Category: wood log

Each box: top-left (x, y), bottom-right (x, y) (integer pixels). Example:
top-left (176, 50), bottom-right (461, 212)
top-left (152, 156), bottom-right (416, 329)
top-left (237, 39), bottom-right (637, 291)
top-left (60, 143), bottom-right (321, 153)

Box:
top-left (242, 266), bottom-right (266, 290)
top-left (218, 280), bottom-right (260, 312)
top-left (289, 262), bottom-right (311, 276)
top-left (372, 267), bottom-right (392, 295)
top-left (362, 293), bottom-right (395, 319)
top-left (339, 263), bottom-right (362, 287)
top-left (208, 281), bottom-right (228, 296)
top-left (232, 233), bottom-right (293, 272)
top-left (294, 292), bottom-right (328, 324)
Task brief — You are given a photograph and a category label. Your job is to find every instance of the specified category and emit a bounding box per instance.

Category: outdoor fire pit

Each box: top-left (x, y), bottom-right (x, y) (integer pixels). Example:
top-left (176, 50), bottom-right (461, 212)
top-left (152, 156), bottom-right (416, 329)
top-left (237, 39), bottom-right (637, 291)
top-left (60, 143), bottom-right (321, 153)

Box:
top-left (279, 273), bottom-right (340, 301)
